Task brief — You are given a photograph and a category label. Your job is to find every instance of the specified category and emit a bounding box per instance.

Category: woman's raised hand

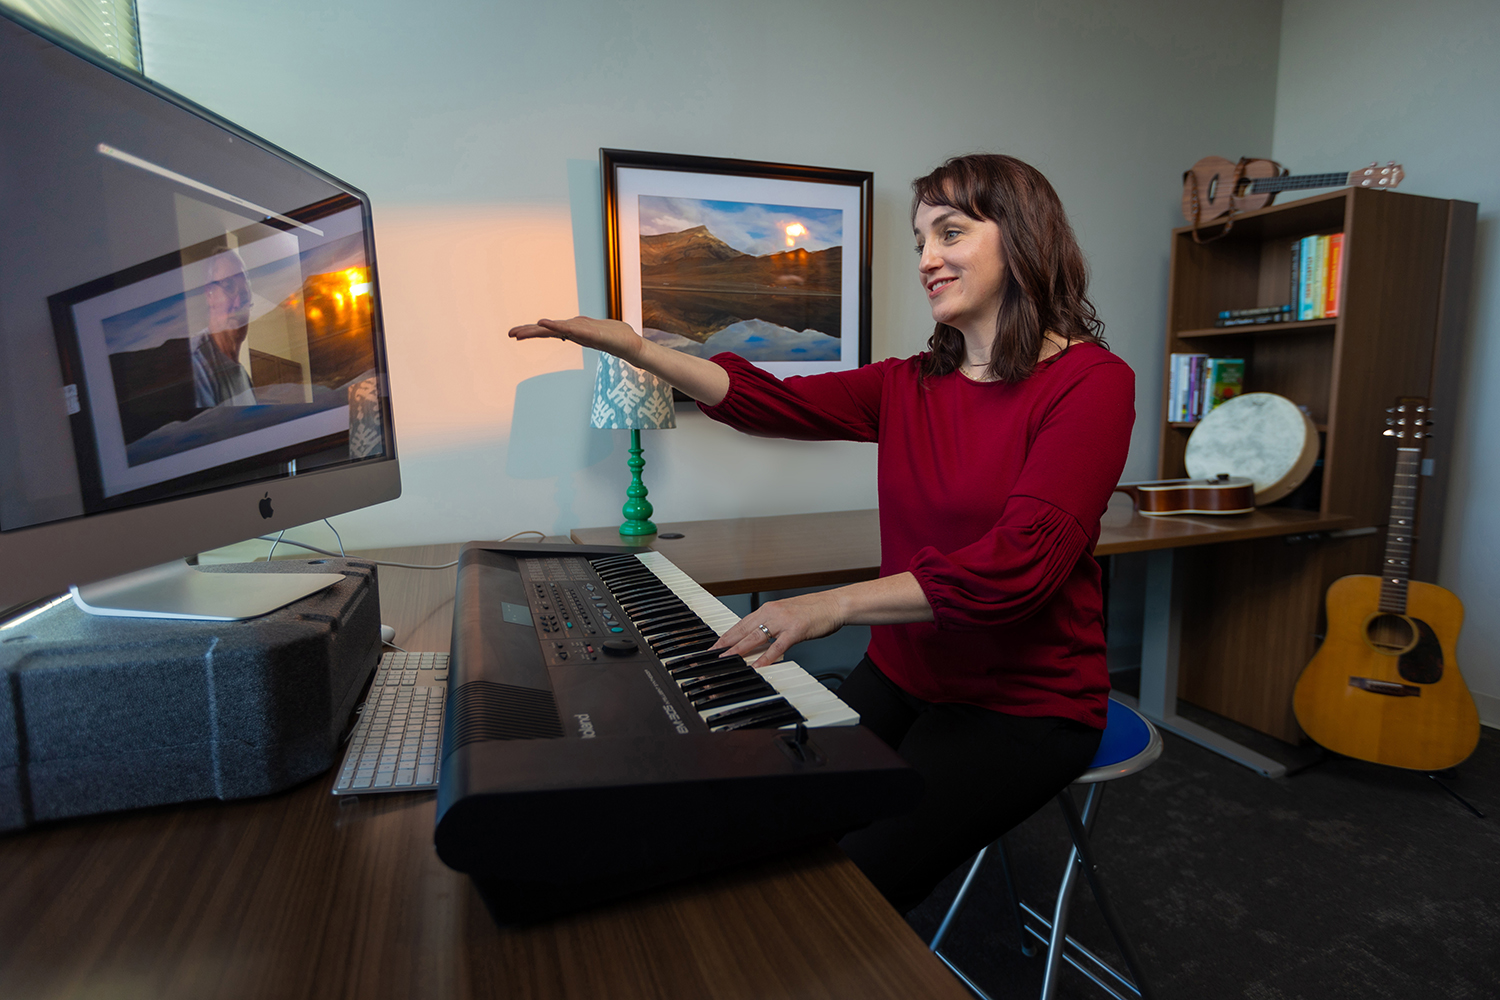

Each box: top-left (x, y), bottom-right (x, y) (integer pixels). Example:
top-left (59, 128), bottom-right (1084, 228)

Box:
top-left (508, 316), bottom-right (643, 363)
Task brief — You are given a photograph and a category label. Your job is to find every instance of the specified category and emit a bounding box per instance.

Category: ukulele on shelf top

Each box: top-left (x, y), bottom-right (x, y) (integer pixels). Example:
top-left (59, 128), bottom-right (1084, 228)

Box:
top-left (1182, 156), bottom-right (1404, 232)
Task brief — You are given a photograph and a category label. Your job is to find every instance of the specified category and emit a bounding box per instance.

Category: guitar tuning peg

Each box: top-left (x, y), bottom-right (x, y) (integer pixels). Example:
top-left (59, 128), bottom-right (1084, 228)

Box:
top-left (1383, 428), bottom-right (1397, 437)
top-left (1385, 406), bottom-right (1395, 413)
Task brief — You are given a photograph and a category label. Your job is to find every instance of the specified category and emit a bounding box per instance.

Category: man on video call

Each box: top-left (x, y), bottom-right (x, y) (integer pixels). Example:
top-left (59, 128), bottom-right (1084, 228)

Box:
top-left (191, 247), bottom-right (257, 407)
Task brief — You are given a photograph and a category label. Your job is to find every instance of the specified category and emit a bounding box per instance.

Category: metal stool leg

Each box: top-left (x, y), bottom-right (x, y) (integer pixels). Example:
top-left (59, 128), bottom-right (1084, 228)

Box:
top-left (1040, 784), bottom-right (1101, 1000)
top-left (931, 845), bottom-right (989, 953)
top-left (995, 836), bottom-right (1037, 957)
top-left (1054, 786), bottom-right (1156, 1000)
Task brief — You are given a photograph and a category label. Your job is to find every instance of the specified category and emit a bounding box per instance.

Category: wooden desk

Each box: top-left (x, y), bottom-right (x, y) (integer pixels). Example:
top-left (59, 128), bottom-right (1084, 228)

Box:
top-left (0, 544), bottom-right (968, 1000)
top-left (574, 495), bottom-right (1355, 777)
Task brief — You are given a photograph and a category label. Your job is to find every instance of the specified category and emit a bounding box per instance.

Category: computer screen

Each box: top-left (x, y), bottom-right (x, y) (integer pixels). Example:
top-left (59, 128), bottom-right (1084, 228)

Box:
top-left (0, 10), bottom-right (400, 612)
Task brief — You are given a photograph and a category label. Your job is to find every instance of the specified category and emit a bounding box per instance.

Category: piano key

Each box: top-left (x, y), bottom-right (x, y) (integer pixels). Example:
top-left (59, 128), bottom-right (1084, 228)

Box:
top-left (703, 698), bottom-right (806, 732)
top-left (670, 659), bottom-right (752, 682)
top-left (683, 676), bottom-right (775, 704)
top-left (609, 551), bottom-right (861, 729)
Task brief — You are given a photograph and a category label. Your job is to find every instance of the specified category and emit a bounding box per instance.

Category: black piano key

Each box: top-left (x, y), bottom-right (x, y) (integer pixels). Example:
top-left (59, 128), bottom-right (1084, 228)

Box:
top-left (686, 682), bottom-right (771, 709)
top-left (679, 666), bottom-right (758, 694)
top-left (645, 626), bottom-right (716, 646)
top-left (706, 700), bottom-right (807, 732)
top-left (663, 648), bottom-right (736, 668)
top-left (636, 611), bottom-right (701, 631)
top-left (668, 654), bottom-right (747, 679)
top-left (615, 587), bottom-right (673, 603)
top-left (674, 666), bottom-right (754, 690)
top-left (654, 636), bottom-right (718, 657)
top-left (689, 679), bottom-right (778, 709)
top-left (618, 594), bottom-right (680, 613)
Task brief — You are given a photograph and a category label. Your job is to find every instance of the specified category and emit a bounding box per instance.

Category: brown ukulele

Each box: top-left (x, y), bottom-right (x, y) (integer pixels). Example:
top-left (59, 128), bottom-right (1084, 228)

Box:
top-left (1182, 157), bottom-right (1404, 233)
top-left (1114, 475), bottom-right (1254, 516)
top-left (1292, 398), bottom-right (1479, 771)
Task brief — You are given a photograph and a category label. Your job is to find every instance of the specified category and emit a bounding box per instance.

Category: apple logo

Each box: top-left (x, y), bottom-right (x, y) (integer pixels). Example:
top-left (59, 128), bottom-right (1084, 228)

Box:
top-left (259, 492), bottom-right (274, 519)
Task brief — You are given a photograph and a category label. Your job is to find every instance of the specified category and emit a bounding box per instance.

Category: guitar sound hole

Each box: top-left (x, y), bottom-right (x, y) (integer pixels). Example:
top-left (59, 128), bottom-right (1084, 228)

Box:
top-left (1366, 614), bottom-right (1416, 654)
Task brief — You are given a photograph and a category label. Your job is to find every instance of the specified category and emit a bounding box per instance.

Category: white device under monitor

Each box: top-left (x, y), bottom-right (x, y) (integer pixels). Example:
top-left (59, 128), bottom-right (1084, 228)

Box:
top-left (0, 10), bottom-right (400, 620)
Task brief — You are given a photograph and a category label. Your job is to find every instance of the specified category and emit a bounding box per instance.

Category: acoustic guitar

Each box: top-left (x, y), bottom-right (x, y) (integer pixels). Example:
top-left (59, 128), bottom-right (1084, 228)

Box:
top-left (1182, 157), bottom-right (1404, 231)
top-left (1292, 398), bottom-right (1479, 771)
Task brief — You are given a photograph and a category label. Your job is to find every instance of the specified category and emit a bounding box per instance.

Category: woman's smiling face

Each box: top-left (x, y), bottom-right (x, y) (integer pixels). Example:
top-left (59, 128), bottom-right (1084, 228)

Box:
top-left (913, 201), bottom-right (1007, 338)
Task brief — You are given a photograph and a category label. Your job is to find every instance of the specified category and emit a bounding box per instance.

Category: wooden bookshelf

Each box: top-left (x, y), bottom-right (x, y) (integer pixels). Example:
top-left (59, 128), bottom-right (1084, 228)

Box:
top-left (1156, 188), bottom-right (1476, 743)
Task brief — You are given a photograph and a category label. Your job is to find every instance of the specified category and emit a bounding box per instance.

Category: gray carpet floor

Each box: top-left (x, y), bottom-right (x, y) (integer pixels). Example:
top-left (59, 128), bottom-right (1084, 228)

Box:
top-left (904, 714), bottom-right (1500, 1000)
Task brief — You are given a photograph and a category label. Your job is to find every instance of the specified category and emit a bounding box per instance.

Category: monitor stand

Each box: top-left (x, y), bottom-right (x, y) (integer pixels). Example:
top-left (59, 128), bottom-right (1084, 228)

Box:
top-left (70, 559), bottom-right (346, 621)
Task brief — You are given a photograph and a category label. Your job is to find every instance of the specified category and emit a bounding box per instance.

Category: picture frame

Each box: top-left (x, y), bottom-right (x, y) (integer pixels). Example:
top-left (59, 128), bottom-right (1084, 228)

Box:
top-left (601, 149), bottom-right (872, 395)
top-left (48, 194), bottom-right (384, 512)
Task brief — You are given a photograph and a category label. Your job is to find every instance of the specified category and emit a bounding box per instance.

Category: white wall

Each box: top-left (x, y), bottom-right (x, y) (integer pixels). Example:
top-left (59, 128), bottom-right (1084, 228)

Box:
top-left (1273, 0), bottom-right (1500, 723)
top-left (139, 0), bottom-right (1282, 549)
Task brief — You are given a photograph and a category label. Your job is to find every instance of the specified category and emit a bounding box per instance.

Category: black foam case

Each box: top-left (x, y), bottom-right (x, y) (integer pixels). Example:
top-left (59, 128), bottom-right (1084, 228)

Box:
top-left (0, 558), bottom-right (381, 831)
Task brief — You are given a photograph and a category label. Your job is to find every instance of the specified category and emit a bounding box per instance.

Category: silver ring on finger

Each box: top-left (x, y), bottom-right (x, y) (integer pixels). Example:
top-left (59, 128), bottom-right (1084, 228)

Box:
top-left (757, 624), bottom-right (775, 640)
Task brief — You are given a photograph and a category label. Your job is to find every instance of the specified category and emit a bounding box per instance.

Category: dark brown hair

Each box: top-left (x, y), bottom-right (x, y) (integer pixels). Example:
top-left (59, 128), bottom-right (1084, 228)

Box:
top-left (911, 154), bottom-right (1106, 383)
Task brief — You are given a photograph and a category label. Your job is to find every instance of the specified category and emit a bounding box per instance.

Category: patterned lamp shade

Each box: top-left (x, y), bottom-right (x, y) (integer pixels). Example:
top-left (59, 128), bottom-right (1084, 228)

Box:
top-left (589, 351), bottom-right (675, 536)
top-left (590, 354), bottom-right (676, 431)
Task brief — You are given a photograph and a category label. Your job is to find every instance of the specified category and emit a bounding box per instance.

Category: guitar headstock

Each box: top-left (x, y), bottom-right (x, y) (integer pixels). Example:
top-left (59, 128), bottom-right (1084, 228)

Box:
top-left (1348, 162), bottom-right (1404, 190)
top-left (1384, 396), bottom-right (1432, 442)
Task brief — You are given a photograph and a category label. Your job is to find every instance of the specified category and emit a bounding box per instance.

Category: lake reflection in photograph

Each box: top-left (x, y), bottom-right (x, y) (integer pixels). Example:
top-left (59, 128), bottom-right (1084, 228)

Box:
top-left (639, 196), bottom-right (843, 361)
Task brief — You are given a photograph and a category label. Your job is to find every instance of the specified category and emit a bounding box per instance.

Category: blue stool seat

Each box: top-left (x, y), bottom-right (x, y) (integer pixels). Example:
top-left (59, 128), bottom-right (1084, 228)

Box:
top-left (1080, 698), bottom-right (1163, 781)
top-left (931, 696), bottom-right (1161, 1000)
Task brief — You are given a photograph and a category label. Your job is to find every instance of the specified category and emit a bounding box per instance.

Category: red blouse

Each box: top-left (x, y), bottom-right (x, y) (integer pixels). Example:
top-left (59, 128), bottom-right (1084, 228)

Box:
top-left (698, 346), bottom-right (1134, 729)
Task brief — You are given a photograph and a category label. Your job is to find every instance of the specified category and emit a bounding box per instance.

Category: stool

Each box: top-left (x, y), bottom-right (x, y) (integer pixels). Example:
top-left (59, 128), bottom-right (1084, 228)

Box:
top-left (930, 696), bottom-right (1163, 1000)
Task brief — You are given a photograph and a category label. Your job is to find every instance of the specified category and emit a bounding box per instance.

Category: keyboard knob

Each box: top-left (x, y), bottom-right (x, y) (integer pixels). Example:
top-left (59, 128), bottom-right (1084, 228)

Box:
top-left (602, 639), bottom-right (639, 657)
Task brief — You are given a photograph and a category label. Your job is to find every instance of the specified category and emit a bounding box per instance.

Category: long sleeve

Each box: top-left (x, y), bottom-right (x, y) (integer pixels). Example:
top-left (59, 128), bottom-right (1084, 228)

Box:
top-left (694, 343), bottom-right (1135, 728)
top-left (905, 361), bottom-right (1135, 631)
top-left (698, 353), bottom-right (892, 443)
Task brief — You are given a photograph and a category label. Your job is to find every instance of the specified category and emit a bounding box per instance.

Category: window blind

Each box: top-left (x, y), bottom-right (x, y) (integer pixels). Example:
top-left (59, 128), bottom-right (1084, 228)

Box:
top-left (2, 0), bottom-right (142, 71)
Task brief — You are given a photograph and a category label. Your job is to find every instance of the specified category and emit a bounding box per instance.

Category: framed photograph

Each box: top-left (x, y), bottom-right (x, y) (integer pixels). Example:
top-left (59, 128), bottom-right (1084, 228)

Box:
top-left (602, 149), bottom-right (872, 390)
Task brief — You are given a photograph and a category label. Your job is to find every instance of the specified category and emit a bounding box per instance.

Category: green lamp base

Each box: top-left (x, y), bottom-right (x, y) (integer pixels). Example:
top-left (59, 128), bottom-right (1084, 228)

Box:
top-left (619, 428), bottom-right (657, 536)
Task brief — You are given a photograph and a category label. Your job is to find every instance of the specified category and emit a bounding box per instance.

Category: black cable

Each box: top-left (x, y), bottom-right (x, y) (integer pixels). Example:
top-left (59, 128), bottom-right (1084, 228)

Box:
top-left (252, 529), bottom-right (548, 570)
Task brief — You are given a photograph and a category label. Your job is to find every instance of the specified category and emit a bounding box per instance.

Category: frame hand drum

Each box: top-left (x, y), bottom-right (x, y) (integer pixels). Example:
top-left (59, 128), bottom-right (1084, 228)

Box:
top-left (1184, 392), bottom-right (1318, 505)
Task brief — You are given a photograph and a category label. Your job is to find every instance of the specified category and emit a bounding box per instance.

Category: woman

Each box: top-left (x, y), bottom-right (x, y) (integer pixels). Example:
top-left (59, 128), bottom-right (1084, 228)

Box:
top-left (509, 153), bottom-right (1134, 913)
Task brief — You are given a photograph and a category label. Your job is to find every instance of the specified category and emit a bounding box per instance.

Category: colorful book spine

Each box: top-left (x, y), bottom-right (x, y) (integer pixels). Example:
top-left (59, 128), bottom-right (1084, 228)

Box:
top-left (1169, 353), bottom-right (1208, 421)
top-left (1298, 235), bottom-right (1317, 320)
top-left (1325, 233), bottom-right (1344, 317)
top-left (1206, 358), bottom-right (1245, 414)
top-left (1289, 239), bottom-right (1301, 314)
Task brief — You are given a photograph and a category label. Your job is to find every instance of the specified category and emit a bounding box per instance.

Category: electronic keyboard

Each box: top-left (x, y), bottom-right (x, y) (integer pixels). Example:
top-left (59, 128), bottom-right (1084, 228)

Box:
top-left (433, 541), bottom-right (921, 923)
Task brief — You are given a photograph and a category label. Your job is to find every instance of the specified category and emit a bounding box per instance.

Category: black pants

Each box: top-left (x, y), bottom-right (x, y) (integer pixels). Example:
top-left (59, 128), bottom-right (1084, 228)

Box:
top-left (836, 657), bottom-right (1102, 914)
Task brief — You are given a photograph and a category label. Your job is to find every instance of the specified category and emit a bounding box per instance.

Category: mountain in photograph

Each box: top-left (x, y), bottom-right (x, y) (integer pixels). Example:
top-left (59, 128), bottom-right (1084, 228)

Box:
top-left (640, 225), bottom-right (842, 343)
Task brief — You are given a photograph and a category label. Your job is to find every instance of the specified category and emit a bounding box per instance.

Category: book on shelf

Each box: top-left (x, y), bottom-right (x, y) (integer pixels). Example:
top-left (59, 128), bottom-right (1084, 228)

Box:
top-left (1168, 354), bottom-right (1244, 422)
top-left (1215, 304), bottom-right (1293, 327)
top-left (1325, 233), bottom-right (1343, 318)
top-left (1291, 233), bottom-right (1344, 321)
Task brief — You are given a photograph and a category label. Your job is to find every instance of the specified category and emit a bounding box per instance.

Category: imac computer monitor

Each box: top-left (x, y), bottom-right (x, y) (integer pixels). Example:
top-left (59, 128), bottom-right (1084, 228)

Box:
top-left (0, 10), bottom-right (401, 618)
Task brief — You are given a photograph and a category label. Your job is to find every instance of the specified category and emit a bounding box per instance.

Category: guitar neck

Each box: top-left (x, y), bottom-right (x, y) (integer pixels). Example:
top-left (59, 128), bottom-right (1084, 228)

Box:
top-left (1248, 172), bottom-right (1352, 194)
top-left (1378, 447), bottom-right (1422, 614)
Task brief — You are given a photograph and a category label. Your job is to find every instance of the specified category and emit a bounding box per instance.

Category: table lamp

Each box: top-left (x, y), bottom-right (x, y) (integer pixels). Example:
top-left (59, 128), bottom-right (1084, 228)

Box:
top-left (590, 352), bottom-right (676, 536)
